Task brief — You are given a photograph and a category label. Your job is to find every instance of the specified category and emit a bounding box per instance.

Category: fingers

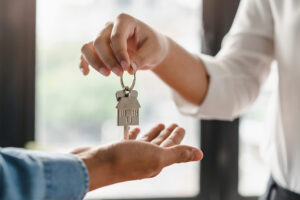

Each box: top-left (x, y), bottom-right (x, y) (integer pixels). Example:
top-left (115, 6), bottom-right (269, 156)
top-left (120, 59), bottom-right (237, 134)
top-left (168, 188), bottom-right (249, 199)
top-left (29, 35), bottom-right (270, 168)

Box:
top-left (127, 66), bottom-right (134, 75)
top-left (128, 128), bottom-right (140, 140)
top-left (151, 124), bottom-right (178, 145)
top-left (110, 13), bottom-right (136, 70)
top-left (160, 127), bottom-right (185, 147)
top-left (79, 55), bottom-right (90, 75)
top-left (93, 23), bottom-right (123, 76)
top-left (139, 124), bottom-right (165, 142)
top-left (161, 145), bottom-right (203, 167)
top-left (140, 124), bottom-right (184, 147)
top-left (81, 42), bottom-right (110, 76)
top-left (79, 14), bottom-right (144, 77)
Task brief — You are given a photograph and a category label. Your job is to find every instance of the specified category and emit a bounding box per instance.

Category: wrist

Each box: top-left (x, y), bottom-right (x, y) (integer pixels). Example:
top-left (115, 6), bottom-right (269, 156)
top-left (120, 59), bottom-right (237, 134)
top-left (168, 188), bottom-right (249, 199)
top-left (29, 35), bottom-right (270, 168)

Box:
top-left (151, 35), bottom-right (171, 71)
top-left (78, 149), bottom-right (113, 191)
top-left (150, 36), bottom-right (209, 105)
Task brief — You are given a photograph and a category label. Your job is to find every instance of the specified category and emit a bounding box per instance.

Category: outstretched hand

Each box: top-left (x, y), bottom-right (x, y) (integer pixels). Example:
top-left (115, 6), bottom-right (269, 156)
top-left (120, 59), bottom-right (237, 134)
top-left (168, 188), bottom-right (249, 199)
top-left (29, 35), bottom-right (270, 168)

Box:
top-left (72, 124), bottom-right (203, 191)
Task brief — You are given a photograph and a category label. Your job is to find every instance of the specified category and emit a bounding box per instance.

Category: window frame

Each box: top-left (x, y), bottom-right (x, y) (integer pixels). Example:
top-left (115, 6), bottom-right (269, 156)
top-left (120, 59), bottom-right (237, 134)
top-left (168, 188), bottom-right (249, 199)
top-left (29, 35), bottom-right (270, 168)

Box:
top-left (0, 0), bottom-right (261, 199)
top-left (0, 0), bottom-right (36, 147)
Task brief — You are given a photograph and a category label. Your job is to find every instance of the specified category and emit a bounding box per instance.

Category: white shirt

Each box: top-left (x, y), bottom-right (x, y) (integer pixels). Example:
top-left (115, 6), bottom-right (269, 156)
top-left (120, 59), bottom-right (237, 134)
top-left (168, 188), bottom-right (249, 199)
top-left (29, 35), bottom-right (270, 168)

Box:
top-left (173, 0), bottom-right (300, 193)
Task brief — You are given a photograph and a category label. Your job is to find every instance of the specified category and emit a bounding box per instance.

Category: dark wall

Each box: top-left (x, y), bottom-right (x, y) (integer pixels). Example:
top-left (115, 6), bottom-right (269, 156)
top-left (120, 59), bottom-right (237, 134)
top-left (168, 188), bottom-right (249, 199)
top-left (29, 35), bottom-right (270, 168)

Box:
top-left (0, 0), bottom-right (36, 147)
top-left (202, 0), bottom-right (241, 55)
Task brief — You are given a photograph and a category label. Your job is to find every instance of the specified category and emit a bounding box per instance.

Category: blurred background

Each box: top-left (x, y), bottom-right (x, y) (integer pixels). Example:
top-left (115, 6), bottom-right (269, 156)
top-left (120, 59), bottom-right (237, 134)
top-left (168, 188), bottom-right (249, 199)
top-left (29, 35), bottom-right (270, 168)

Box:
top-left (0, 0), bottom-right (278, 199)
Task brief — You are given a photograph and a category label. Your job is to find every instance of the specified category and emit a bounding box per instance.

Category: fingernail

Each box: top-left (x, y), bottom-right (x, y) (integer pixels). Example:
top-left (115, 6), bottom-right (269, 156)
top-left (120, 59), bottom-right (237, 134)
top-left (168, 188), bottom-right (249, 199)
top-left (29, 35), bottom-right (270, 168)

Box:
top-left (192, 149), bottom-right (203, 161)
top-left (121, 61), bottom-right (127, 69)
top-left (99, 68), bottom-right (108, 76)
top-left (112, 67), bottom-right (122, 76)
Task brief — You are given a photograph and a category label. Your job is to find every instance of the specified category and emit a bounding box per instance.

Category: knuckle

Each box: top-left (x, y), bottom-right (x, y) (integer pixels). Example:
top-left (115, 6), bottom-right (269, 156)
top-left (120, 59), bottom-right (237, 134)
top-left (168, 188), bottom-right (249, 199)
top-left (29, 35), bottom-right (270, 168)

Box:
top-left (179, 150), bottom-right (190, 162)
top-left (111, 32), bottom-right (122, 41)
top-left (168, 137), bottom-right (177, 145)
top-left (154, 135), bottom-right (163, 142)
top-left (93, 37), bottom-right (104, 48)
top-left (117, 13), bottom-right (130, 20)
top-left (81, 43), bottom-right (89, 54)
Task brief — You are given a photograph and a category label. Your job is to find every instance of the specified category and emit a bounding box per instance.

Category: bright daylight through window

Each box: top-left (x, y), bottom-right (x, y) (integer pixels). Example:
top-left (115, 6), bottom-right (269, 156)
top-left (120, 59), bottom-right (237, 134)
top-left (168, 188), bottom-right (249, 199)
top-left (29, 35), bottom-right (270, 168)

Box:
top-left (36, 0), bottom-right (201, 198)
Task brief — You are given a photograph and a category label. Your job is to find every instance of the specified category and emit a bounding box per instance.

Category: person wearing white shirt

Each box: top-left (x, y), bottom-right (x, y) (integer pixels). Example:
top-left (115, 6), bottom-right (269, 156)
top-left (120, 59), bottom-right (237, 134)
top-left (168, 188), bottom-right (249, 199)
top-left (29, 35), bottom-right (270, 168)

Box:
top-left (80, 0), bottom-right (300, 199)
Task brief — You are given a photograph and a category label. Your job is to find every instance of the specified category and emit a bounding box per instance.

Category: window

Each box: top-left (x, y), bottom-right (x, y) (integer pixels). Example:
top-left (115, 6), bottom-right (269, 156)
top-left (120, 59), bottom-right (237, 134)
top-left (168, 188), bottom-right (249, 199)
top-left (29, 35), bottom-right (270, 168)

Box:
top-left (35, 0), bottom-right (201, 199)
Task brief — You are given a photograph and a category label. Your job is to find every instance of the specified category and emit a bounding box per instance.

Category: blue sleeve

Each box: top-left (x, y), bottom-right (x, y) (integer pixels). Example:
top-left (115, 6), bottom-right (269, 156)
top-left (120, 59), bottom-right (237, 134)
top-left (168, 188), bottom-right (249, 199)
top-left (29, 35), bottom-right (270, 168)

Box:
top-left (0, 147), bottom-right (89, 200)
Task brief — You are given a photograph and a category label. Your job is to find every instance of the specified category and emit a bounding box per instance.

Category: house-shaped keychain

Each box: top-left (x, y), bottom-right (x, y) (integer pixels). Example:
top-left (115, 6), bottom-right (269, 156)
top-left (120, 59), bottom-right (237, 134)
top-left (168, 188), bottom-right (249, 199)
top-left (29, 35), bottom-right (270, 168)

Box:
top-left (116, 90), bottom-right (141, 126)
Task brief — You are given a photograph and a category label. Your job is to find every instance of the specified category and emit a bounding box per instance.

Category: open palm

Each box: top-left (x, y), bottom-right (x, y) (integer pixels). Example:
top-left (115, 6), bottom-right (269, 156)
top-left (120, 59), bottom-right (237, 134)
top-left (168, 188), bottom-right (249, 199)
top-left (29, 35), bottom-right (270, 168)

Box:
top-left (72, 124), bottom-right (203, 191)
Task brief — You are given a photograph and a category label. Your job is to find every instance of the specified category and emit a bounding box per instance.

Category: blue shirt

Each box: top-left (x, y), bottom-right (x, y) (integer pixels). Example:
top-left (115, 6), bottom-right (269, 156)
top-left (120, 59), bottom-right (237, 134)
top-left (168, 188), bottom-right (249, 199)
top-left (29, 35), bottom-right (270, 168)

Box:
top-left (0, 148), bottom-right (89, 200)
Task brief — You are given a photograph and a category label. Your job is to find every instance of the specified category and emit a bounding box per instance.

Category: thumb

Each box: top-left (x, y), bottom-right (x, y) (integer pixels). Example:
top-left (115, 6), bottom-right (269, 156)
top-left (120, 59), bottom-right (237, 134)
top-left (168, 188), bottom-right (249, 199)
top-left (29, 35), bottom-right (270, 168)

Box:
top-left (161, 145), bottom-right (203, 167)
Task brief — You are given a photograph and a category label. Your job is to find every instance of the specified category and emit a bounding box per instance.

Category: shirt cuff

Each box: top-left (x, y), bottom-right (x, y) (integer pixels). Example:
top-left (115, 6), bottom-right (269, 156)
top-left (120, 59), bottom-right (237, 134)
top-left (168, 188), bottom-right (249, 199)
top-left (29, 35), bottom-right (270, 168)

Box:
top-left (28, 150), bottom-right (89, 200)
top-left (172, 54), bottom-right (237, 121)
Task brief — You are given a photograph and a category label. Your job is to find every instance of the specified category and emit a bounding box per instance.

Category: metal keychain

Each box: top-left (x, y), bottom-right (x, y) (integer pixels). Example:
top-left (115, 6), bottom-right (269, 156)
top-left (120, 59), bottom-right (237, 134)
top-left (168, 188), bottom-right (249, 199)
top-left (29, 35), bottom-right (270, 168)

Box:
top-left (116, 63), bottom-right (140, 139)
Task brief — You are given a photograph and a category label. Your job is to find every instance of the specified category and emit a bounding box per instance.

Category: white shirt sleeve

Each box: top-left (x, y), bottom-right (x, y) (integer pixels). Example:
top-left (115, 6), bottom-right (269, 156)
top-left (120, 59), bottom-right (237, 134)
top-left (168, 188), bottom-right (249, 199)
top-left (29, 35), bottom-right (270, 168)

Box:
top-left (173, 0), bottom-right (274, 120)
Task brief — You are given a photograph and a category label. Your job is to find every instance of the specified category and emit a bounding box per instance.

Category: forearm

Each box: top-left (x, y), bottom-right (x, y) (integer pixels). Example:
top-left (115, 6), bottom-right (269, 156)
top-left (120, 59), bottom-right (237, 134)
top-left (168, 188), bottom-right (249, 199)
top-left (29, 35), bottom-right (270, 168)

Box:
top-left (152, 37), bottom-right (209, 105)
top-left (0, 148), bottom-right (89, 200)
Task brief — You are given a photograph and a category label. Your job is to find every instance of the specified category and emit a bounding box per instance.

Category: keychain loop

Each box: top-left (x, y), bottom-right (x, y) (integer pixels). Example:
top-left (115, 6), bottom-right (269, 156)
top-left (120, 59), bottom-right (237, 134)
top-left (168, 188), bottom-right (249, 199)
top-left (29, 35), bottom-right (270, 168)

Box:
top-left (120, 63), bottom-right (137, 91)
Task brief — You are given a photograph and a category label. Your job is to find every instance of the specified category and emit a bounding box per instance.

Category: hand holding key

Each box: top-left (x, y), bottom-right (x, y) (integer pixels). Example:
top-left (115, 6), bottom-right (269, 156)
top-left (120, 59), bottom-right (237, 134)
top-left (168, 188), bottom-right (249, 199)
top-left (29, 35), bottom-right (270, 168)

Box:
top-left (79, 13), bottom-right (169, 76)
top-left (79, 13), bottom-right (209, 106)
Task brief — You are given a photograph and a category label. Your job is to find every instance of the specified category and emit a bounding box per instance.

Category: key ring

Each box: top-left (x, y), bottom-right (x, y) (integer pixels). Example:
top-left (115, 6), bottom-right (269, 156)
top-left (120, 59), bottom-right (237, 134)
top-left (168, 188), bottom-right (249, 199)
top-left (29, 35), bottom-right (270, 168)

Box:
top-left (120, 62), bottom-right (137, 91)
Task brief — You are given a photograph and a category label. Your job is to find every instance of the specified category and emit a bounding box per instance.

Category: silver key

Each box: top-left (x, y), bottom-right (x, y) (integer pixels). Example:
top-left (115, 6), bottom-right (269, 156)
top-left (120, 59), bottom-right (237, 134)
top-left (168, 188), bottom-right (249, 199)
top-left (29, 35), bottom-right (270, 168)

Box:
top-left (116, 62), bottom-right (140, 139)
top-left (116, 89), bottom-right (140, 139)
